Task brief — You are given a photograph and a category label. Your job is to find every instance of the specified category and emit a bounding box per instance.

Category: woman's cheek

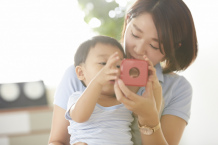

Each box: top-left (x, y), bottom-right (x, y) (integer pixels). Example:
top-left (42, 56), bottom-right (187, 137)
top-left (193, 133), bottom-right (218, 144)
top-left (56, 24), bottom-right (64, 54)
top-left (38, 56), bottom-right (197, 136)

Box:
top-left (124, 44), bottom-right (132, 58)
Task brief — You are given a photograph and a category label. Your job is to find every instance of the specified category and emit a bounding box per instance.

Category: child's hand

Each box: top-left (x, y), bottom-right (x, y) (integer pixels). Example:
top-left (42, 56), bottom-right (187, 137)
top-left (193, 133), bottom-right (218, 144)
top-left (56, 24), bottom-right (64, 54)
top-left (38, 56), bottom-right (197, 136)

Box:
top-left (94, 52), bottom-right (121, 87)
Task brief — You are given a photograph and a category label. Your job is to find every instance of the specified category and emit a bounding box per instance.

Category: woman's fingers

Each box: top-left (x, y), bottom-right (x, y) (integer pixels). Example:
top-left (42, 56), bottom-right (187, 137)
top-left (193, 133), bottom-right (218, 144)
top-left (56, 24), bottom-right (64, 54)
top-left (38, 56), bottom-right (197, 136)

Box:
top-left (143, 55), bottom-right (160, 88)
top-left (116, 79), bottom-right (138, 101)
top-left (142, 79), bottom-right (153, 98)
top-left (143, 55), bottom-right (162, 113)
top-left (143, 55), bottom-right (154, 67)
top-left (143, 55), bottom-right (156, 78)
top-left (114, 80), bottom-right (135, 107)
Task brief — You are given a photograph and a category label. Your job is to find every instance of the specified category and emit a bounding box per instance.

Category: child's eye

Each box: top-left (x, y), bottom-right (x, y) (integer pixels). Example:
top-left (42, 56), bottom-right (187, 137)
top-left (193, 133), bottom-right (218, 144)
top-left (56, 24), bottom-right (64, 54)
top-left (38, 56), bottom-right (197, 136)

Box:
top-left (99, 62), bottom-right (106, 65)
top-left (150, 44), bottom-right (159, 50)
top-left (116, 65), bottom-right (120, 68)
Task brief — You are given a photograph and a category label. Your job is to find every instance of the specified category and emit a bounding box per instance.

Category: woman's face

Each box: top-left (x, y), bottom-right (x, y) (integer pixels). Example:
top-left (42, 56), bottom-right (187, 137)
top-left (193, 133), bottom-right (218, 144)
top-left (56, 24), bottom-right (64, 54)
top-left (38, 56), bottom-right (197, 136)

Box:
top-left (124, 12), bottom-right (165, 66)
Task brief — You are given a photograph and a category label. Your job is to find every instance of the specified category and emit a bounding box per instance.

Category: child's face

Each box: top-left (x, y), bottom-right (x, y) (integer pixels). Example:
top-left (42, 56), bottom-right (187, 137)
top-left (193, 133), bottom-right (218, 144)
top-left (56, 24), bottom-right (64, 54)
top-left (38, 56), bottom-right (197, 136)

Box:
top-left (82, 43), bottom-right (124, 96)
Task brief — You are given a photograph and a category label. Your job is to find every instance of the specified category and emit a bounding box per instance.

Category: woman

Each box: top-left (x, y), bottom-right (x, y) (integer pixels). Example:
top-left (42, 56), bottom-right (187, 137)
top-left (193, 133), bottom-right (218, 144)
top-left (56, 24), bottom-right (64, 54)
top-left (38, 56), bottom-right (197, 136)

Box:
top-left (48, 0), bottom-right (198, 144)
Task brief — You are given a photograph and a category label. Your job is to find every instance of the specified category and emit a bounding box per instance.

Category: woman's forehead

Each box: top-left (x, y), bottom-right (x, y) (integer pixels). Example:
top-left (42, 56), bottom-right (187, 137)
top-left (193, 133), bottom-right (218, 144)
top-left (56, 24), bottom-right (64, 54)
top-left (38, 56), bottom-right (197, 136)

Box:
top-left (131, 13), bottom-right (159, 40)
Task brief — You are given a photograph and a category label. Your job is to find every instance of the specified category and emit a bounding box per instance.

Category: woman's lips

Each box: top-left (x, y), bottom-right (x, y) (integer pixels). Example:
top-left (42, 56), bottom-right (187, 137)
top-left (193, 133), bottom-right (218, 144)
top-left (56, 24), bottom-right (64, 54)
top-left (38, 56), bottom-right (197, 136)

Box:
top-left (109, 80), bottom-right (115, 84)
top-left (130, 55), bottom-right (144, 60)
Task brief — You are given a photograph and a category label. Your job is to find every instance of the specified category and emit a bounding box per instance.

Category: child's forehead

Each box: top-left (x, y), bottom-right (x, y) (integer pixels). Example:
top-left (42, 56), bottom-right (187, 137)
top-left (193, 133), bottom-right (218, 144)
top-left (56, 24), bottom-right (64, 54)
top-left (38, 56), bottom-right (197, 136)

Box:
top-left (92, 42), bottom-right (117, 49)
top-left (92, 43), bottom-right (123, 53)
top-left (87, 43), bottom-right (124, 59)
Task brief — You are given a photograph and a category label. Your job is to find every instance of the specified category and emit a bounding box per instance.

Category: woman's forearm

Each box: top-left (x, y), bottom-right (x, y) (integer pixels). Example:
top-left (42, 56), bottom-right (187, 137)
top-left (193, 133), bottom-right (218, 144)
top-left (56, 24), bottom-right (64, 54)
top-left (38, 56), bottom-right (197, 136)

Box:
top-left (48, 105), bottom-right (71, 145)
top-left (141, 128), bottom-right (168, 145)
top-left (138, 113), bottom-right (168, 145)
top-left (139, 114), bottom-right (186, 145)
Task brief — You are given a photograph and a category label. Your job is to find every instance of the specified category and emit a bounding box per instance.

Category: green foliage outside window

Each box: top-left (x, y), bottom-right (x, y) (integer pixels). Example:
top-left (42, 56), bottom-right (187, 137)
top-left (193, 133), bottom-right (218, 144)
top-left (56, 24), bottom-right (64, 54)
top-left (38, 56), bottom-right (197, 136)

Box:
top-left (77, 0), bottom-right (132, 40)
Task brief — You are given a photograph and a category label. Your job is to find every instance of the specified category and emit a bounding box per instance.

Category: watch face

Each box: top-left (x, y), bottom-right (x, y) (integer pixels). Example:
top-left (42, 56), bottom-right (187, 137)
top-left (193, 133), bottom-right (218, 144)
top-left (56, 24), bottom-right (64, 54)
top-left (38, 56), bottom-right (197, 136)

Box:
top-left (141, 127), bottom-right (153, 135)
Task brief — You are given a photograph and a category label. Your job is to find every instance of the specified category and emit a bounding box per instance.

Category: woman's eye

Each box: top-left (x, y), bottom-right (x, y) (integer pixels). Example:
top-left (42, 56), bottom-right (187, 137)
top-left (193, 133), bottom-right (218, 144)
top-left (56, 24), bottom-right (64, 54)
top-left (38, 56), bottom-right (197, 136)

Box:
top-left (150, 44), bottom-right (159, 50)
top-left (131, 31), bottom-right (139, 38)
top-left (99, 62), bottom-right (106, 65)
top-left (116, 65), bottom-right (120, 68)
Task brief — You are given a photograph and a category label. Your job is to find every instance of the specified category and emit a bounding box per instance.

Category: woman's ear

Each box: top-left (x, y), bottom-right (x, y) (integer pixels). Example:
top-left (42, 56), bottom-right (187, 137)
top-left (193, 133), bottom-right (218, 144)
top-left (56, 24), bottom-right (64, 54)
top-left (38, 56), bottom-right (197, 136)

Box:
top-left (75, 66), bottom-right (85, 81)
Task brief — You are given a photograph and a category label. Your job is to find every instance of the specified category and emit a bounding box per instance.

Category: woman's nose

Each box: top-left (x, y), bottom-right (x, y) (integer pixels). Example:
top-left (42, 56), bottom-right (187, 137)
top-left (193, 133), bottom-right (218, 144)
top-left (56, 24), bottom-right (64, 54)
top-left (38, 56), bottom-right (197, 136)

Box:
top-left (134, 43), bottom-right (146, 56)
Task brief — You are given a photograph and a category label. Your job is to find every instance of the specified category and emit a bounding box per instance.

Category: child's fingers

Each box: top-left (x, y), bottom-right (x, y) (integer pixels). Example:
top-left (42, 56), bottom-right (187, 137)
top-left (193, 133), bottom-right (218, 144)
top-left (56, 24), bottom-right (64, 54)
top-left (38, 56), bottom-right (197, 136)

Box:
top-left (105, 75), bottom-right (118, 81)
top-left (106, 68), bottom-right (119, 75)
top-left (106, 52), bottom-right (120, 68)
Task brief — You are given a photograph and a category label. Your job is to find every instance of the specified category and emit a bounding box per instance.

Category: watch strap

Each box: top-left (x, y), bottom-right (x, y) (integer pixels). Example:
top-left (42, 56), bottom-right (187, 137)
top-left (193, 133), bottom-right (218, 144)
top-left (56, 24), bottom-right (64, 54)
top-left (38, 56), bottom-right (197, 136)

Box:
top-left (138, 121), bottom-right (161, 134)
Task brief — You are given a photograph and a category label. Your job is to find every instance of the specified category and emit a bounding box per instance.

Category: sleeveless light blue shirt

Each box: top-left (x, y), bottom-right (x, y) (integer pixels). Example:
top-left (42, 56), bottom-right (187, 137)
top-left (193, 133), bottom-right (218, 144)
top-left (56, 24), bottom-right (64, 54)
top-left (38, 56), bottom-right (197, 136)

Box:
top-left (54, 63), bottom-right (192, 145)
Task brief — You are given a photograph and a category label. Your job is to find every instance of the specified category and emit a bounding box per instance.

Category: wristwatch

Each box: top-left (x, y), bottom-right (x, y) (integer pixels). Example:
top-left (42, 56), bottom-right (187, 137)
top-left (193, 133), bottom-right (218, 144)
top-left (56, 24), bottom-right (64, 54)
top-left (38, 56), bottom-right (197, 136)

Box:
top-left (138, 121), bottom-right (161, 135)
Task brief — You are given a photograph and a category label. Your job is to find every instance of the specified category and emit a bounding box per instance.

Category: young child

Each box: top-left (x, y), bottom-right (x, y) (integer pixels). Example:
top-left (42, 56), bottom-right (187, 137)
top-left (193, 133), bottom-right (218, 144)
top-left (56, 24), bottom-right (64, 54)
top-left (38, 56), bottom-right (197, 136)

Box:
top-left (65, 36), bottom-right (134, 145)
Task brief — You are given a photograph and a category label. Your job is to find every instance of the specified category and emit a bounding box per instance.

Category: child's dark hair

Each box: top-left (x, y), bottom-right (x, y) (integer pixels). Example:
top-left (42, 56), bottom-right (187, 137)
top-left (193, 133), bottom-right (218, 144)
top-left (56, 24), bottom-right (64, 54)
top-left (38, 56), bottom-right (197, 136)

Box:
top-left (74, 35), bottom-right (125, 66)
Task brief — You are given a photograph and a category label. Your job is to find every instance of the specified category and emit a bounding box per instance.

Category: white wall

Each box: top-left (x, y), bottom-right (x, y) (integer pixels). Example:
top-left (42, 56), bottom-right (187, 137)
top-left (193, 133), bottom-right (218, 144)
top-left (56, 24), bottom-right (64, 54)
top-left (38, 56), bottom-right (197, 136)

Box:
top-left (180, 0), bottom-right (218, 144)
top-left (0, 0), bottom-right (94, 88)
top-left (0, 0), bottom-right (218, 144)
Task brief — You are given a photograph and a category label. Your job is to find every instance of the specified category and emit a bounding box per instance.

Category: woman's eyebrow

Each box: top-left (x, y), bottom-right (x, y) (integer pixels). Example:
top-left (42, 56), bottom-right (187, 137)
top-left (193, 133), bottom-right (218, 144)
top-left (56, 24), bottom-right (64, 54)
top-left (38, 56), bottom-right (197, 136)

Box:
top-left (152, 38), bottom-right (159, 42)
top-left (133, 24), bottom-right (143, 33)
top-left (133, 23), bottom-right (161, 43)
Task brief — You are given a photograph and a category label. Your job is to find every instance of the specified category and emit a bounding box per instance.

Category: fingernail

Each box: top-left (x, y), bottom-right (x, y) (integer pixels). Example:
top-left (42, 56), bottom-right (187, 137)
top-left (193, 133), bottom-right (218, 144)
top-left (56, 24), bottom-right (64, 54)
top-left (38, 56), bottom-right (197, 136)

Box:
top-left (118, 79), bottom-right (122, 84)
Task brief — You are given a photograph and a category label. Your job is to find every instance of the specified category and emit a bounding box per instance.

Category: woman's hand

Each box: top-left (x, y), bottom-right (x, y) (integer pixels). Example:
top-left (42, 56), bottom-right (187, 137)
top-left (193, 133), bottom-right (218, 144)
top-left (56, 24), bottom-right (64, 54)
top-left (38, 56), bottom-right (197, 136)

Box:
top-left (114, 78), bottom-right (159, 125)
top-left (143, 55), bottom-right (163, 114)
top-left (114, 55), bottom-right (163, 125)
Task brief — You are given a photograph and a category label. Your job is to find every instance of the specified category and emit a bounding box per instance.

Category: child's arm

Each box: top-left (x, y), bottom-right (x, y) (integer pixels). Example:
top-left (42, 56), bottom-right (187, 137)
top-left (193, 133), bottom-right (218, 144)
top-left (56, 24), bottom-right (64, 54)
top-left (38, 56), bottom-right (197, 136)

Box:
top-left (69, 52), bottom-right (121, 123)
top-left (69, 79), bottom-right (103, 123)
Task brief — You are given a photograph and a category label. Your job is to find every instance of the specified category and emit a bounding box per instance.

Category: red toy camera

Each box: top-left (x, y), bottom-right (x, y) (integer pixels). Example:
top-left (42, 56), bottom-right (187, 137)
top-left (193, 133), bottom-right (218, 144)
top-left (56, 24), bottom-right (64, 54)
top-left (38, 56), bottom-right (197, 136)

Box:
top-left (120, 59), bottom-right (148, 86)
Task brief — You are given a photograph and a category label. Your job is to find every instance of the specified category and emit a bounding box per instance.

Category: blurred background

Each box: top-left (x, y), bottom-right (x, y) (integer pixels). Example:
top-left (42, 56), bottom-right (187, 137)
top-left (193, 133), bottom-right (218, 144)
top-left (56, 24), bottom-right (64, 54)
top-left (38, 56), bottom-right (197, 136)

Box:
top-left (0, 0), bottom-right (218, 145)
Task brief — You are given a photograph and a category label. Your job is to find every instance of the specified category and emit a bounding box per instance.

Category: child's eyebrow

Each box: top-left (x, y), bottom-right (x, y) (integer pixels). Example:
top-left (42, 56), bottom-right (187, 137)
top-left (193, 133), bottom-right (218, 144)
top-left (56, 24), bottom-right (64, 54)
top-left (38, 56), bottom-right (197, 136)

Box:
top-left (97, 54), bottom-right (109, 58)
